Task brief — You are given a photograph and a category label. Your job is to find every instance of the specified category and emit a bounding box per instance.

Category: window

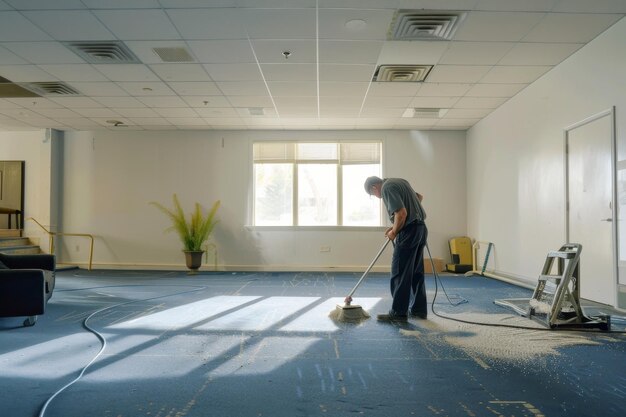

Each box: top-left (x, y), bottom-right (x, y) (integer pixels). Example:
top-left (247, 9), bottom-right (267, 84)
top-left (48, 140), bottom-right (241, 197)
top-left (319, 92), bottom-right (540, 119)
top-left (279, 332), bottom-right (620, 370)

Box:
top-left (253, 141), bottom-right (382, 226)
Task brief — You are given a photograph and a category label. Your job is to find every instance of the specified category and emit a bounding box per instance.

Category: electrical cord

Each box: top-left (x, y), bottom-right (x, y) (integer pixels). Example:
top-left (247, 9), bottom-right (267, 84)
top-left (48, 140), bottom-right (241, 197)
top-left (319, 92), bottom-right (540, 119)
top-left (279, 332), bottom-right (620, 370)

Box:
top-left (39, 284), bottom-right (207, 417)
top-left (425, 242), bottom-right (626, 334)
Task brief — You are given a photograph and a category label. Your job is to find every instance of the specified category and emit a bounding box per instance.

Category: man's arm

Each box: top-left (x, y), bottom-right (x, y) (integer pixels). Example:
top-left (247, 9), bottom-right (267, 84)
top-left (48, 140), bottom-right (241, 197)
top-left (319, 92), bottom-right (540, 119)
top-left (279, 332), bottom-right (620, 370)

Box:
top-left (386, 207), bottom-right (407, 241)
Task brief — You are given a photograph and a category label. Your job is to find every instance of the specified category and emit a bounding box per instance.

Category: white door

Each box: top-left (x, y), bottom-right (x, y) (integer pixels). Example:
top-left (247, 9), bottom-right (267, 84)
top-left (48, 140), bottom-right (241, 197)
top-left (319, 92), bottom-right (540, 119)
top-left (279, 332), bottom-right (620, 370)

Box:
top-left (566, 110), bottom-right (616, 306)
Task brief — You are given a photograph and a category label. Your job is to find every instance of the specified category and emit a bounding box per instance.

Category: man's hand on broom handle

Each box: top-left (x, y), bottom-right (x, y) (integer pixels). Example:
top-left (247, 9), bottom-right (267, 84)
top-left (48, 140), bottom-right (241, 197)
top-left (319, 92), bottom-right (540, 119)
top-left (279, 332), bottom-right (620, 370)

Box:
top-left (344, 295), bottom-right (352, 305)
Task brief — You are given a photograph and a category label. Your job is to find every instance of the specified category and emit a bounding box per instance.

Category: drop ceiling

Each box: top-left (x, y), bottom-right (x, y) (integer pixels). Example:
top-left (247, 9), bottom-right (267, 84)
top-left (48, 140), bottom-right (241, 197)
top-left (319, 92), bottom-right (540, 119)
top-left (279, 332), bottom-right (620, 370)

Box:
top-left (0, 0), bottom-right (623, 132)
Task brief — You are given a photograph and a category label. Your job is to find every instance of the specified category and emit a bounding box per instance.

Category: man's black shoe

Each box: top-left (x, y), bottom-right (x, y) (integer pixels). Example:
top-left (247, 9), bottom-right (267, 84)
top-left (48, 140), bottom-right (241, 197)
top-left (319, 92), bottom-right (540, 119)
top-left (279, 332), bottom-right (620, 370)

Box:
top-left (409, 312), bottom-right (428, 319)
top-left (377, 313), bottom-right (408, 322)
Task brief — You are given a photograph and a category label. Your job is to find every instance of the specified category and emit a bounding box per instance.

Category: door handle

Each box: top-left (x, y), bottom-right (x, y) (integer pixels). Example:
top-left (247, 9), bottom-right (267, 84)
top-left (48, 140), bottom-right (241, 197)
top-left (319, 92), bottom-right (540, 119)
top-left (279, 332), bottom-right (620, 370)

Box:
top-left (601, 218), bottom-right (613, 222)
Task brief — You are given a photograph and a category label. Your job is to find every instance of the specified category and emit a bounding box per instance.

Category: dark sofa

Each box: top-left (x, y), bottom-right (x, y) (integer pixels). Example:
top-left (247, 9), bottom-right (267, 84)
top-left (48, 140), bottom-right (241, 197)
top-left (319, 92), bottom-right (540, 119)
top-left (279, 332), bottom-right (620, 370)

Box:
top-left (0, 252), bottom-right (56, 327)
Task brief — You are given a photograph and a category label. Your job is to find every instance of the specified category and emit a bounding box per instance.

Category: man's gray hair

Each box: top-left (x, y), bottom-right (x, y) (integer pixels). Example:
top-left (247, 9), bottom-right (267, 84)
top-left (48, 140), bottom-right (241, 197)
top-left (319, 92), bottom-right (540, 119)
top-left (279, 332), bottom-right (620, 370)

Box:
top-left (364, 176), bottom-right (383, 194)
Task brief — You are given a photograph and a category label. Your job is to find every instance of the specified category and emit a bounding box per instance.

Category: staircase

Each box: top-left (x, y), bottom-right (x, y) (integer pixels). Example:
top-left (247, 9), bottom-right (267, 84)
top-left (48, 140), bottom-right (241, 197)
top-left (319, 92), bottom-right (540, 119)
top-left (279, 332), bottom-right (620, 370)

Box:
top-left (0, 229), bottom-right (42, 255)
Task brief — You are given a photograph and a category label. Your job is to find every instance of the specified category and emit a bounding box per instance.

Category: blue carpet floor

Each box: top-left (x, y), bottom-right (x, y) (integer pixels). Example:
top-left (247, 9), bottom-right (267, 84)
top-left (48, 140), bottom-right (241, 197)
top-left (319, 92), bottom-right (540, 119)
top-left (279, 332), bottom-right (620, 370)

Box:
top-left (1, 270), bottom-right (625, 417)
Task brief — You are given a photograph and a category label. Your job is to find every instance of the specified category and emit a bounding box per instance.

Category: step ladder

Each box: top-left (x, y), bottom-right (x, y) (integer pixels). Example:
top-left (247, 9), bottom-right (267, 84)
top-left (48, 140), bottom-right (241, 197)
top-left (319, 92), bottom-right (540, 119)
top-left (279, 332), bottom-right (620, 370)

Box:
top-left (495, 243), bottom-right (610, 331)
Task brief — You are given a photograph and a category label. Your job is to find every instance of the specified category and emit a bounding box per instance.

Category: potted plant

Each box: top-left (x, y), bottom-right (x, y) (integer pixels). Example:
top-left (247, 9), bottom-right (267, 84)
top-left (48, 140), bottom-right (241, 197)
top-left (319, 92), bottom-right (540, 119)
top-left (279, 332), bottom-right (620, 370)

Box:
top-left (151, 194), bottom-right (220, 273)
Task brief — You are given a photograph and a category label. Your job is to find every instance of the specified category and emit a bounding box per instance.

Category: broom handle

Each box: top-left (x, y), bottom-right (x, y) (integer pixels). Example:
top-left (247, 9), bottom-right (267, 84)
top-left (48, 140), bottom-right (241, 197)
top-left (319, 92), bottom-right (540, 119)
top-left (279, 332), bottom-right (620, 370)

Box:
top-left (346, 238), bottom-right (391, 298)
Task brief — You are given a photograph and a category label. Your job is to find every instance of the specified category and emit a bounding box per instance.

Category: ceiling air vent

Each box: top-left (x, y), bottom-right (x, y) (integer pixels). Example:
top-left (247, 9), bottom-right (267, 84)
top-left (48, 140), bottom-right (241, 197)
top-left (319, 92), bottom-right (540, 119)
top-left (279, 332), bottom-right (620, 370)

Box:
top-left (152, 47), bottom-right (195, 63)
top-left (402, 108), bottom-right (449, 118)
top-left (373, 65), bottom-right (432, 82)
top-left (26, 82), bottom-right (80, 96)
top-left (389, 10), bottom-right (467, 41)
top-left (64, 41), bottom-right (141, 64)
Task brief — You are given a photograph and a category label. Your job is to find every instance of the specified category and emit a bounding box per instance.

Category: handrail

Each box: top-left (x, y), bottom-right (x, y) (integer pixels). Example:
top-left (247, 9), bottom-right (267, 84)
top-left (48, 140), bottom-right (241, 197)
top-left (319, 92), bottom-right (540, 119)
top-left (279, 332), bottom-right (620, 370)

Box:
top-left (26, 217), bottom-right (94, 271)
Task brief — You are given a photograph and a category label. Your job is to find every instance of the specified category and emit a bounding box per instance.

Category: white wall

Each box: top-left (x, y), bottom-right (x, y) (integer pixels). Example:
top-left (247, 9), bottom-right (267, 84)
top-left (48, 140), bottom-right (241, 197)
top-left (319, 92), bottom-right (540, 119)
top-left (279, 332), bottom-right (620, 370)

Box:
top-left (466, 18), bottom-right (626, 293)
top-left (60, 129), bottom-right (466, 270)
top-left (0, 129), bottom-right (56, 252)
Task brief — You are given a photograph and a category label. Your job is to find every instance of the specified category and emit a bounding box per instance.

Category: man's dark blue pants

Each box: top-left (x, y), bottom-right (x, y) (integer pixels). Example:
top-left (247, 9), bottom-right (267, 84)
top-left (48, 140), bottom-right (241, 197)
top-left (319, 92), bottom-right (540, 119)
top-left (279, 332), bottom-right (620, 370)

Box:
top-left (389, 220), bottom-right (428, 316)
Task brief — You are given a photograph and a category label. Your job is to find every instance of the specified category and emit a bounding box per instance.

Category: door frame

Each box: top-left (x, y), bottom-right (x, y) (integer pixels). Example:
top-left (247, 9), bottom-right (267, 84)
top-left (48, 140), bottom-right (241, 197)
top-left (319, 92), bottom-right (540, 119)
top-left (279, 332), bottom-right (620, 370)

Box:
top-left (564, 106), bottom-right (618, 306)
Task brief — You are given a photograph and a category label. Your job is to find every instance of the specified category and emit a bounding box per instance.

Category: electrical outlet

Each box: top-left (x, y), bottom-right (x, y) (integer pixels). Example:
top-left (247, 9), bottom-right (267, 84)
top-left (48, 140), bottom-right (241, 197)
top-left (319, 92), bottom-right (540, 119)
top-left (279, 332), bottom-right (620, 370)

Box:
top-left (320, 246), bottom-right (331, 252)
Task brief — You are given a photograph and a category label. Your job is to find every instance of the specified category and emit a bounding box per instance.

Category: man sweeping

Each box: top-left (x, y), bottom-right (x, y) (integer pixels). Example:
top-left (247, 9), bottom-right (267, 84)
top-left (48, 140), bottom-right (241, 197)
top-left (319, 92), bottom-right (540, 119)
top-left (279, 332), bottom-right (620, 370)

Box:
top-left (364, 176), bottom-right (428, 322)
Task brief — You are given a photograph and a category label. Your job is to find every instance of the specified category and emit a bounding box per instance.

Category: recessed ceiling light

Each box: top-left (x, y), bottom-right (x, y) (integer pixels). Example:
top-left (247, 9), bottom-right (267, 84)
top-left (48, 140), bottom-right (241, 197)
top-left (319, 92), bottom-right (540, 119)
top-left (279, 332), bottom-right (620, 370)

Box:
top-left (345, 19), bottom-right (367, 31)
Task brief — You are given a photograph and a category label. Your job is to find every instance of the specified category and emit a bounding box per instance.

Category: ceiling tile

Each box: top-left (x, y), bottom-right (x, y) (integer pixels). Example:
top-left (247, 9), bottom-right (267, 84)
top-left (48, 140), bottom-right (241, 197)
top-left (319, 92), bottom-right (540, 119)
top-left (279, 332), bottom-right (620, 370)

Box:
top-left (454, 11), bottom-right (546, 41)
top-left (167, 8), bottom-right (246, 40)
top-left (318, 8), bottom-right (394, 40)
top-left (261, 64), bottom-right (317, 81)
top-left (522, 13), bottom-right (623, 43)
top-left (0, 45), bottom-right (27, 64)
top-left (3, 42), bottom-right (83, 64)
top-left (0, 65), bottom-right (57, 82)
top-left (362, 96), bottom-right (413, 108)
top-left (445, 108), bottom-right (494, 118)
top-left (377, 41), bottom-right (448, 65)
top-left (319, 96), bottom-right (363, 108)
top-left (319, 64), bottom-right (375, 82)
top-left (204, 64), bottom-right (263, 81)
top-left (268, 81), bottom-right (317, 96)
top-left (439, 42), bottom-right (515, 65)
top-left (359, 107), bottom-right (404, 117)
top-left (188, 40), bottom-right (256, 64)
top-left (68, 82), bottom-right (129, 96)
top-left (72, 107), bottom-right (120, 117)
top-left (22, 10), bottom-right (114, 40)
top-left (128, 117), bottom-right (172, 126)
top-left (481, 65), bottom-right (551, 83)
top-left (552, 0), bottom-right (626, 13)
top-left (166, 117), bottom-right (208, 126)
top-left (117, 82), bottom-right (176, 96)
top-left (319, 82), bottom-right (369, 97)
top-left (454, 97), bottom-right (508, 108)
top-left (236, 107), bottom-right (278, 118)
top-left (427, 65), bottom-right (492, 83)
top-left (464, 83), bottom-right (526, 97)
top-left (0, 11), bottom-right (52, 41)
top-left (115, 108), bottom-right (159, 118)
top-left (499, 43), bottom-right (583, 65)
top-left (39, 64), bottom-right (108, 82)
top-left (367, 82), bottom-right (420, 96)
top-left (94, 65), bottom-right (160, 82)
top-left (226, 96), bottom-right (274, 107)
top-left (149, 64), bottom-right (212, 82)
top-left (93, 9), bottom-right (180, 40)
top-left (417, 83), bottom-right (473, 97)
top-left (319, 40), bottom-right (384, 64)
top-left (196, 107), bottom-right (239, 117)
top-left (320, 108), bottom-right (361, 117)
top-left (474, 0), bottom-right (558, 12)
top-left (6, 0), bottom-right (86, 9)
top-left (92, 97), bottom-right (145, 108)
top-left (182, 95), bottom-right (232, 107)
top-left (136, 96), bottom-right (188, 107)
top-left (242, 8), bottom-right (316, 39)
top-left (49, 97), bottom-right (102, 108)
top-left (167, 81), bottom-right (221, 96)
top-left (32, 108), bottom-right (82, 118)
top-left (435, 118), bottom-right (480, 127)
top-left (408, 96), bottom-right (461, 108)
top-left (273, 96), bottom-right (317, 108)
top-left (217, 81), bottom-right (269, 96)
top-left (154, 107), bottom-right (199, 118)
top-left (5, 97), bottom-right (63, 108)
top-left (81, 0), bottom-right (161, 8)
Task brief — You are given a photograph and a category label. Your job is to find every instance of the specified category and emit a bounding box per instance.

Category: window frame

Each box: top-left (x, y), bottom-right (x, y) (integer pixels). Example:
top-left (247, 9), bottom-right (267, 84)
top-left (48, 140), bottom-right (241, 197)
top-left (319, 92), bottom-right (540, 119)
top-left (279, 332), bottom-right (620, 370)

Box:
top-left (251, 140), bottom-right (383, 228)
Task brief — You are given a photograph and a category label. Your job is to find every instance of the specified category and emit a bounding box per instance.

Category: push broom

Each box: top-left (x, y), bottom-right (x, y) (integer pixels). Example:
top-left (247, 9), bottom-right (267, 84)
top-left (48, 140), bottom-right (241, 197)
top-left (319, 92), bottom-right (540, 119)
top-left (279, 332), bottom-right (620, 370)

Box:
top-left (329, 238), bottom-right (391, 322)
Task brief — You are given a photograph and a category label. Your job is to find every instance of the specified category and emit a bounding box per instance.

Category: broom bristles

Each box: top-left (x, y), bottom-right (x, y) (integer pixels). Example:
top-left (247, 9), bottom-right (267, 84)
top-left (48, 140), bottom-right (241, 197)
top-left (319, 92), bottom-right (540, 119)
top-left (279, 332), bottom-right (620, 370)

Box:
top-left (328, 304), bottom-right (370, 322)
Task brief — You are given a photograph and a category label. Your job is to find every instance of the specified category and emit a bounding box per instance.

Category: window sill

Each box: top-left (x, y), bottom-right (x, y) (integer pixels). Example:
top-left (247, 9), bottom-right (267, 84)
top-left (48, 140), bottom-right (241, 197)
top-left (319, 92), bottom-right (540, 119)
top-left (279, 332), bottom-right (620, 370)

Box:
top-left (244, 225), bottom-right (387, 232)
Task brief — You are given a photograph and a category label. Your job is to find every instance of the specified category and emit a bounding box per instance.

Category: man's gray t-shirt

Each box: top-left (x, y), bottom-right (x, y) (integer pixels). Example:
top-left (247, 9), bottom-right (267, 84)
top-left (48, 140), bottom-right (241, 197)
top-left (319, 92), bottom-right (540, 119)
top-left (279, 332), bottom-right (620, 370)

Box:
top-left (381, 178), bottom-right (426, 224)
